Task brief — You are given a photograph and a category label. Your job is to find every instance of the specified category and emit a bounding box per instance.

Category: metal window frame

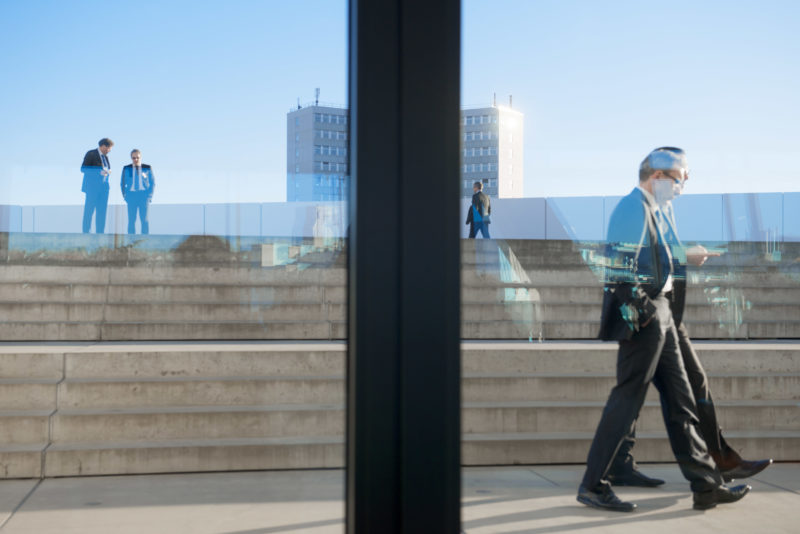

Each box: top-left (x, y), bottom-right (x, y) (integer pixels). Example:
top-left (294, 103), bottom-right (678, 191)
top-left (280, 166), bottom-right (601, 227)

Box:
top-left (347, 0), bottom-right (461, 532)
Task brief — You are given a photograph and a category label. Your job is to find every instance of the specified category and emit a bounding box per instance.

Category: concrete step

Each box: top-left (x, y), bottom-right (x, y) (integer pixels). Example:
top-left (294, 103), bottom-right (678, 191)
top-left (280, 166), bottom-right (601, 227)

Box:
top-left (0, 302), bottom-right (345, 323)
top-left (61, 344), bottom-right (346, 379)
top-left (0, 321), bottom-right (338, 342)
top-left (43, 436), bottom-right (345, 477)
top-left (462, 319), bottom-right (800, 340)
top-left (461, 302), bottom-right (800, 323)
top-left (3, 265), bottom-right (347, 286)
top-left (461, 341), bottom-right (800, 375)
top-left (0, 283), bottom-right (346, 305)
top-left (0, 379), bottom-right (59, 410)
top-left (462, 400), bottom-right (800, 434)
top-left (48, 398), bottom-right (796, 446)
top-left (98, 321), bottom-right (338, 341)
top-left (461, 430), bottom-right (800, 465)
top-left (461, 374), bottom-right (800, 402)
top-left (0, 411), bottom-right (51, 445)
top-left (51, 405), bottom-right (344, 443)
top-left (0, 444), bottom-right (45, 478)
top-left (57, 376), bottom-right (346, 410)
top-left (0, 351), bottom-right (63, 379)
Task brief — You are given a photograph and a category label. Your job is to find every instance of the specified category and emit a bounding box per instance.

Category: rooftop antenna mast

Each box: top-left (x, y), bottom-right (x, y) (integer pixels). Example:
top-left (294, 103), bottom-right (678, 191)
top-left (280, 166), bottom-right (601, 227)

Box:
top-left (493, 92), bottom-right (496, 107)
top-left (509, 94), bottom-right (512, 108)
top-left (297, 97), bottom-right (301, 110)
top-left (315, 88), bottom-right (320, 106)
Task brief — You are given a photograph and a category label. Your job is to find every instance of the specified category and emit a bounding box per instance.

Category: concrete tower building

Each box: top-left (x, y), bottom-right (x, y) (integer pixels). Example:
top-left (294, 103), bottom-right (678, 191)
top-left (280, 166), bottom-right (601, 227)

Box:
top-left (286, 98), bottom-right (349, 202)
top-left (461, 104), bottom-right (524, 198)
top-left (287, 96), bottom-right (523, 201)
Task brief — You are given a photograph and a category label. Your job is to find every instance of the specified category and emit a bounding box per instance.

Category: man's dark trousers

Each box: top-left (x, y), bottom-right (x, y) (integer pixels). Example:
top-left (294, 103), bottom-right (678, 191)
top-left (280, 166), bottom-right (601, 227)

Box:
top-left (581, 295), bottom-right (721, 493)
top-left (126, 191), bottom-right (150, 234)
top-left (611, 320), bottom-right (734, 474)
top-left (469, 221), bottom-right (490, 238)
top-left (82, 185), bottom-right (109, 233)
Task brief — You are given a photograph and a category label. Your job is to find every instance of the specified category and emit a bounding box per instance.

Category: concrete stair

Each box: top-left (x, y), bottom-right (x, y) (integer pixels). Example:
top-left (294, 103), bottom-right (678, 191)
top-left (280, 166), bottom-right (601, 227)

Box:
top-left (0, 340), bottom-right (797, 478)
top-left (2, 239), bottom-right (799, 341)
top-left (459, 239), bottom-right (800, 340)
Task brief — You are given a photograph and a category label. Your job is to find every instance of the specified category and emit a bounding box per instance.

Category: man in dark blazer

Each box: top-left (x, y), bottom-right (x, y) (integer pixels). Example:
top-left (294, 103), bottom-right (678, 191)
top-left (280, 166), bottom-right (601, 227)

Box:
top-left (120, 149), bottom-right (155, 234)
top-left (81, 138), bottom-right (113, 233)
top-left (466, 181), bottom-right (491, 238)
top-left (577, 147), bottom-right (750, 512)
top-left (607, 148), bottom-right (772, 488)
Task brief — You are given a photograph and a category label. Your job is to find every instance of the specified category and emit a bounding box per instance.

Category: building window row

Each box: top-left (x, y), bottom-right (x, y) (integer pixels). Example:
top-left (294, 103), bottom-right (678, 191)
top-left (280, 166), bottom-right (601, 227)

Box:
top-left (314, 174), bottom-right (349, 187)
top-left (317, 129), bottom-right (348, 140)
top-left (463, 163), bottom-right (498, 173)
top-left (317, 161), bottom-right (349, 172)
top-left (314, 113), bottom-right (348, 125)
top-left (463, 114), bottom-right (497, 125)
top-left (314, 145), bottom-right (348, 156)
top-left (463, 146), bottom-right (498, 157)
top-left (464, 178), bottom-right (498, 188)
top-left (464, 131), bottom-right (496, 141)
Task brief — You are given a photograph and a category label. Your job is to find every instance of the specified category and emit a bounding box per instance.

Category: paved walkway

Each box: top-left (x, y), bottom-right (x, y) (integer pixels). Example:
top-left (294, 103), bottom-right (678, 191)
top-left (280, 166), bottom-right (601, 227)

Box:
top-left (0, 464), bottom-right (797, 533)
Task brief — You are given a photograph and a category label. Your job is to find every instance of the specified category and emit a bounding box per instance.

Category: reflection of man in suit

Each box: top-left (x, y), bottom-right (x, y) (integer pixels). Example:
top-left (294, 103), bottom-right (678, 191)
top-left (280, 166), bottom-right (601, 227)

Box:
top-left (577, 147), bottom-right (750, 512)
top-left (466, 181), bottom-right (491, 238)
top-left (607, 147), bottom-right (772, 488)
top-left (81, 138), bottom-right (113, 233)
top-left (120, 149), bottom-right (155, 234)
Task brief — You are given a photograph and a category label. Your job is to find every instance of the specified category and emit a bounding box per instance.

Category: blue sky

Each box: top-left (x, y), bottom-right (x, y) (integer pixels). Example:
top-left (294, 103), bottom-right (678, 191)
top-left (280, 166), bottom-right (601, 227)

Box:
top-left (1, 0), bottom-right (798, 205)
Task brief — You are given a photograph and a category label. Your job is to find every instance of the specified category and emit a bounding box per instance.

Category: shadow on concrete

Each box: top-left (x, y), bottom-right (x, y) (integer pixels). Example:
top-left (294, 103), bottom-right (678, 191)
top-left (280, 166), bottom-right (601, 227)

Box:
top-left (219, 517), bottom-right (343, 534)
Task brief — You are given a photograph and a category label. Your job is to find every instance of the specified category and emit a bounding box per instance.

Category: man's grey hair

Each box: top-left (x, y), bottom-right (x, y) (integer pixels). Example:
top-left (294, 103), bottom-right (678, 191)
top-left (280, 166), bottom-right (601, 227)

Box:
top-left (639, 147), bottom-right (687, 182)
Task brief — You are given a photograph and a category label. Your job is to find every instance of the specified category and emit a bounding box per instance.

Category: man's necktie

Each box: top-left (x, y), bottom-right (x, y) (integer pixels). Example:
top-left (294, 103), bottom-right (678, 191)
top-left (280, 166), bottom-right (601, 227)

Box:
top-left (101, 154), bottom-right (108, 168)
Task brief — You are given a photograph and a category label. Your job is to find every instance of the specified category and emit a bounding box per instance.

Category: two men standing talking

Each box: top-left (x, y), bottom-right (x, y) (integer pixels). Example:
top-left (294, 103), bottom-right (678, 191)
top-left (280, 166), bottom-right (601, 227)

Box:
top-left (81, 138), bottom-right (155, 234)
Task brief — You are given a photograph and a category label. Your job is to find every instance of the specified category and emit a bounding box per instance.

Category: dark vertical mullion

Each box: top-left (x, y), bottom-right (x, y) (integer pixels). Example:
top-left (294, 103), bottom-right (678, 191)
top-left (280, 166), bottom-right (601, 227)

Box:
top-left (348, 0), bottom-right (461, 532)
top-left (399, 0), bottom-right (461, 532)
top-left (347, 0), bottom-right (402, 531)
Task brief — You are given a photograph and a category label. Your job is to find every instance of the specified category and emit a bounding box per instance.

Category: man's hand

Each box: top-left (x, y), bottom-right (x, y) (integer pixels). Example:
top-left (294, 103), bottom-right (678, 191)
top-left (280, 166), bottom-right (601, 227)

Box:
top-left (687, 245), bottom-right (721, 266)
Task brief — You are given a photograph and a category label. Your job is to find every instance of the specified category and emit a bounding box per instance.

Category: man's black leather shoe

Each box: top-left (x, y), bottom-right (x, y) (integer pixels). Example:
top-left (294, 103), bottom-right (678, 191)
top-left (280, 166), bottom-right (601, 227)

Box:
top-left (693, 484), bottom-right (751, 510)
top-left (577, 484), bottom-right (636, 512)
top-left (720, 459), bottom-right (772, 482)
top-left (607, 469), bottom-right (665, 487)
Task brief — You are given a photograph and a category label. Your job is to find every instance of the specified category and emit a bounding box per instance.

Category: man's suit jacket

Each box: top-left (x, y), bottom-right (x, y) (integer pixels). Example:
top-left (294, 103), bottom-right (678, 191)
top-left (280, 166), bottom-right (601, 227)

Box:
top-left (466, 191), bottom-right (491, 225)
top-left (81, 149), bottom-right (110, 193)
top-left (598, 188), bottom-right (685, 340)
top-left (120, 164), bottom-right (155, 200)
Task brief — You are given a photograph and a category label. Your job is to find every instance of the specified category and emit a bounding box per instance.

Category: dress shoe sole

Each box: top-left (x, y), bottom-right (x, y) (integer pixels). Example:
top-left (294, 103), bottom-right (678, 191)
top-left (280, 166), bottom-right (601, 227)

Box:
top-left (577, 494), bottom-right (636, 512)
top-left (609, 478), bottom-right (665, 487)
top-left (693, 485), bottom-right (751, 510)
top-left (721, 460), bottom-right (772, 482)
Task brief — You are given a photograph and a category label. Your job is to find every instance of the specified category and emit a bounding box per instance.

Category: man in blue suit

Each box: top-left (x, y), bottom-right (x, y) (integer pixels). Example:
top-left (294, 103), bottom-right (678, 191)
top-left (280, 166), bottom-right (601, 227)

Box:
top-left (576, 147), bottom-right (751, 512)
top-left (120, 149), bottom-right (155, 234)
top-left (81, 138), bottom-right (113, 233)
top-left (607, 148), bottom-right (772, 488)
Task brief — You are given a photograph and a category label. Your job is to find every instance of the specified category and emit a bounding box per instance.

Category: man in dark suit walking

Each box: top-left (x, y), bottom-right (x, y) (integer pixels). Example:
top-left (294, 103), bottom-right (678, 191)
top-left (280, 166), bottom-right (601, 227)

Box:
top-left (576, 147), bottom-right (751, 512)
top-left (120, 149), bottom-right (155, 234)
top-left (607, 148), bottom-right (772, 488)
top-left (81, 138), bottom-right (113, 233)
top-left (466, 181), bottom-right (491, 238)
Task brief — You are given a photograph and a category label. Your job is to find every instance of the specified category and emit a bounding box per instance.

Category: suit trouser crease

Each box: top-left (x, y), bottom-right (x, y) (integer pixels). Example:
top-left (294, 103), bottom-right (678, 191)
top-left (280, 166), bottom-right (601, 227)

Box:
top-left (581, 296), bottom-right (720, 493)
top-left (470, 221), bottom-right (490, 238)
top-left (126, 192), bottom-right (150, 234)
top-left (611, 320), bottom-right (731, 474)
top-left (83, 186), bottom-right (109, 234)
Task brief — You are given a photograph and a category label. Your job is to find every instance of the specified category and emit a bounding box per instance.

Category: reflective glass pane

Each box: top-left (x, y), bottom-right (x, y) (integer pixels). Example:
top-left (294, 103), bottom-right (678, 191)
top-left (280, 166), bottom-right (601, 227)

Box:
top-left (461, 1), bottom-right (800, 528)
top-left (0, 1), bottom-right (347, 531)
